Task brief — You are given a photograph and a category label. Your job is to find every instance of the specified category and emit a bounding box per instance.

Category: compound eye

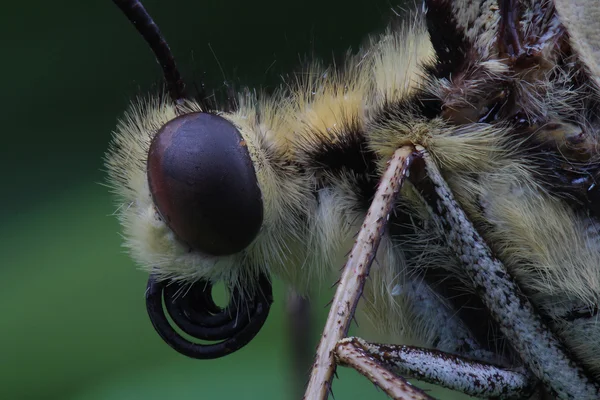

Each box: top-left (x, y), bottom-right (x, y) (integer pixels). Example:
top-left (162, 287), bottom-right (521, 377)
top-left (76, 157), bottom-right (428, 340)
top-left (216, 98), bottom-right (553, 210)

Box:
top-left (147, 112), bottom-right (263, 256)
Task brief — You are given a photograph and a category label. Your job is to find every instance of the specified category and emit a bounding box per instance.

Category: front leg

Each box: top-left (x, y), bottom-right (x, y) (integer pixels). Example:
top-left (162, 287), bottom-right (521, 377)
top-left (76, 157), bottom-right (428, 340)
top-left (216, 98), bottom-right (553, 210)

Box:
top-left (285, 289), bottom-right (314, 398)
top-left (341, 337), bottom-right (536, 400)
top-left (412, 146), bottom-right (600, 399)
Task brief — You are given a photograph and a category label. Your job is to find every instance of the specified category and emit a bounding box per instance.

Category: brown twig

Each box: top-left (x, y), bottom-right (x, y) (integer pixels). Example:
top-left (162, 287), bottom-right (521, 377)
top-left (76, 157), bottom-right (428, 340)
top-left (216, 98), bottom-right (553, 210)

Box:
top-left (303, 146), bottom-right (417, 399)
top-left (335, 338), bottom-right (435, 400)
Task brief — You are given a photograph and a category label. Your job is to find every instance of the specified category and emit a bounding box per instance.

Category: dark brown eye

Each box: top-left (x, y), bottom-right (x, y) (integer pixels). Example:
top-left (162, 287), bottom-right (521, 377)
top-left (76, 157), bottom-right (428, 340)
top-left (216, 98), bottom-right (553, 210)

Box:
top-left (147, 112), bottom-right (263, 256)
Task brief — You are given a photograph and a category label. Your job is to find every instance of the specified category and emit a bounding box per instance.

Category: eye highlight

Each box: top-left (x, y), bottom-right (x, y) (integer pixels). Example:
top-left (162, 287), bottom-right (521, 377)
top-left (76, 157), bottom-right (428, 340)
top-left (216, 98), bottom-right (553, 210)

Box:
top-left (147, 112), bottom-right (264, 256)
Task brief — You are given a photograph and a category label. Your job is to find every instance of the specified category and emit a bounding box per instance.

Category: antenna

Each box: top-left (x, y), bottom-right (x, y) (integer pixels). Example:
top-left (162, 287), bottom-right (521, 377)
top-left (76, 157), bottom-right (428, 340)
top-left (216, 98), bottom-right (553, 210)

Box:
top-left (112, 0), bottom-right (187, 103)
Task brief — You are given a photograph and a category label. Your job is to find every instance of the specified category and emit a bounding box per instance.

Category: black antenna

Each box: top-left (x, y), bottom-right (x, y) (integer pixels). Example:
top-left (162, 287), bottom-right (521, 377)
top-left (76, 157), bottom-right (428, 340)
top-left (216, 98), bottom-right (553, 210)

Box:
top-left (113, 0), bottom-right (187, 103)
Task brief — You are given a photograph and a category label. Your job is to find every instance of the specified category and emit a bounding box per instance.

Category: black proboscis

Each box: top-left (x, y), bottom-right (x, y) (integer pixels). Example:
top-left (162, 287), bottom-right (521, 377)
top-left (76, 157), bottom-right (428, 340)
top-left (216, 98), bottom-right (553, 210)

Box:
top-left (145, 273), bottom-right (273, 359)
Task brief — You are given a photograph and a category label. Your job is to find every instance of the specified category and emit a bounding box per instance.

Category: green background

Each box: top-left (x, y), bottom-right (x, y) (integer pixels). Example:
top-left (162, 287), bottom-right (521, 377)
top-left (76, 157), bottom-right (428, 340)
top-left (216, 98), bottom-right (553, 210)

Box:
top-left (1, 1), bottom-right (468, 399)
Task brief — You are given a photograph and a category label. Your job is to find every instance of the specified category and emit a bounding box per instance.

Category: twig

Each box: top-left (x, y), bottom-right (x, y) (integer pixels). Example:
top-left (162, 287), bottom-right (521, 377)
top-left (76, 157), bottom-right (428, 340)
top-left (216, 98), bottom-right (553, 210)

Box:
top-left (335, 338), bottom-right (435, 400)
top-left (303, 146), bottom-right (417, 400)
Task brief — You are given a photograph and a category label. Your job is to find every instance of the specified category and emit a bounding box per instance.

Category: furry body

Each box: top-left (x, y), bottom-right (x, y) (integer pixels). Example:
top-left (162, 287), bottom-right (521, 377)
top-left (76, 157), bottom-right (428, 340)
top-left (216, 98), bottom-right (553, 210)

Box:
top-left (106, 0), bottom-right (600, 391)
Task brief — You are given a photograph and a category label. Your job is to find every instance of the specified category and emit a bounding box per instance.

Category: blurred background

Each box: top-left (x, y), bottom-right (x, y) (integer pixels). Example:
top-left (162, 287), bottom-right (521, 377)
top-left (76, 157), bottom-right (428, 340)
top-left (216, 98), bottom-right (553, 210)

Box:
top-left (0, 0), bottom-right (468, 399)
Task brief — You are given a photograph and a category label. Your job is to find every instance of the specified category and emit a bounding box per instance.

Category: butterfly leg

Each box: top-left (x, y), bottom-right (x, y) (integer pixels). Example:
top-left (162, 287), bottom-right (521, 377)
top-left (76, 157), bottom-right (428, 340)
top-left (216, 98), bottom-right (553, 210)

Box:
top-left (338, 337), bottom-right (537, 400)
top-left (285, 289), bottom-right (314, 398)
top-left (412, 146), bottom-right (600, 399)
